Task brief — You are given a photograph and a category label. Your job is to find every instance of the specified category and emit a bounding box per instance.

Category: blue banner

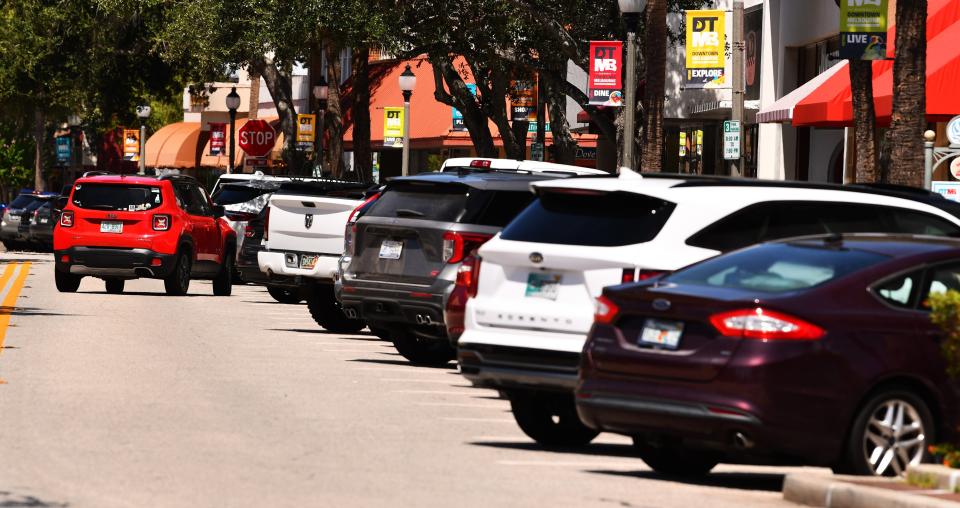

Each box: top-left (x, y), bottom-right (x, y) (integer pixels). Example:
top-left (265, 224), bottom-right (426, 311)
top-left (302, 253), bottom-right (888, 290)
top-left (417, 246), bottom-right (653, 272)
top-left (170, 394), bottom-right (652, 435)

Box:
top-left (55, 136), bottom-right (71, 164)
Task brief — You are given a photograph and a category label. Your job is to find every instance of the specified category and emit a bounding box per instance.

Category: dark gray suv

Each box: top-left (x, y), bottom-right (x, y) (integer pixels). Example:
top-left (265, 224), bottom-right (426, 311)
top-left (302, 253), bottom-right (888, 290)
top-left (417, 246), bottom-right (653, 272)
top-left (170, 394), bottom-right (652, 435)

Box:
top-left (340, 171), bottom-right (563, 365)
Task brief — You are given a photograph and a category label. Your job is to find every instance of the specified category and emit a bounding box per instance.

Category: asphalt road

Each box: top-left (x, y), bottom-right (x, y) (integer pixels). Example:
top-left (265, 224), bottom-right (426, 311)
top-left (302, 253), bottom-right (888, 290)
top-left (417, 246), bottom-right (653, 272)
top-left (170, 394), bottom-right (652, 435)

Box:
top-left (0, 252), bottom-right (826, 507)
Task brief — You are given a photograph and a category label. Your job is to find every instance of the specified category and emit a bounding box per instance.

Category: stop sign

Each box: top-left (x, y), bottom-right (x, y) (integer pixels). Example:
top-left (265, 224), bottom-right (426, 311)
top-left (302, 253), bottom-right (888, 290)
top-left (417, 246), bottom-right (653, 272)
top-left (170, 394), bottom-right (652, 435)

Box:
top-left (238, 119), bottom-right (277, 157)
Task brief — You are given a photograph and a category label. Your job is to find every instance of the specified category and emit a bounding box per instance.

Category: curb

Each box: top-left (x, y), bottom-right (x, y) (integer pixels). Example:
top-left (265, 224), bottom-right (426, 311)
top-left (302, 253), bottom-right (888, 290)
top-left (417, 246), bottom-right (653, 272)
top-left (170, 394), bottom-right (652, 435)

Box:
top-left (908, 464), bottom-right (960, 492)
top-left (783, 473), bottom-right (958, 508)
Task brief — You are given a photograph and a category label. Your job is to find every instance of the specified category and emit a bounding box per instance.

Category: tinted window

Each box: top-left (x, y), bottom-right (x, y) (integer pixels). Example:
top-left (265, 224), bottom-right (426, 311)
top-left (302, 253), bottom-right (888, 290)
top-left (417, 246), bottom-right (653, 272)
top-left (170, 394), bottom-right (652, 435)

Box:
top-left (71, 184), bottom-right (162, 211)
top-left (668, 243), bottom-right (888, 293)
top-left (500, 191), bottom-right (676, 247)
top-left (366, 184), bottom-right (468, 222)
top-left (922, 263), bottom-right (960, 306)
top-left (212, 185), bottom-right (274, 206)
top-left (890, 209), bottom-right (960, 236)
top-left (875, 270), bottom-right (923, 309)
top-left (9, 195), bottom-right (37, 209)
top-left (461, 190), bottom-right (536, 227)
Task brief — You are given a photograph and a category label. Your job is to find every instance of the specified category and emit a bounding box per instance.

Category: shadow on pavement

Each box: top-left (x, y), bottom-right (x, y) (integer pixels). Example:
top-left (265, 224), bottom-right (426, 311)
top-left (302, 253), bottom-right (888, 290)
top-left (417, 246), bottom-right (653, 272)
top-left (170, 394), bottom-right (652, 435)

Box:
top-left (347, 358), bottom-right (458, 370)
top-left (471, 440), bottom-right (640, 459)
top-left (0, 306), bottom-right (79, 317)
top-left (586, 469), bottom-right (785, 492)
top-left (268, 328), bottom-right (350, 336)
top-left (78, 291), bottom-right (203, 297)
top-left (0, 490), bottom-right (69, 507)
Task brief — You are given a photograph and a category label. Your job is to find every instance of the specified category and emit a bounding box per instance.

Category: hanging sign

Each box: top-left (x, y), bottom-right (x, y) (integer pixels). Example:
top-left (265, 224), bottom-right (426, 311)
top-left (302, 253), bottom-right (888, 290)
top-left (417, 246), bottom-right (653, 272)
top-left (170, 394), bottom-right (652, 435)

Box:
top-left (685, 10), bottom-right (726, 89)
top-left (384, 107), bottom-right (404, 148)
top-left (208, 123), bottom-right (226, 156)
top-left (510, 79), bottom-right (537, 123)
top-left (696, 129), bottom-right (704, 156)
top-left (297, 114), bottom-right (316, 151)
top-left (588, 41), bottom-right (624, 106)
top-left (123, 129), bottom-right (141, 161)
top-left (840, 0), bottom-right (888, 60)
top-left (55, 136), bottom-right (71, 164)
top-left (679, 132), bottom-right (687, 157)
top-left (723, 120), bottom-right (741, 160)
top-left (452, 83), bottom-right (478, 131)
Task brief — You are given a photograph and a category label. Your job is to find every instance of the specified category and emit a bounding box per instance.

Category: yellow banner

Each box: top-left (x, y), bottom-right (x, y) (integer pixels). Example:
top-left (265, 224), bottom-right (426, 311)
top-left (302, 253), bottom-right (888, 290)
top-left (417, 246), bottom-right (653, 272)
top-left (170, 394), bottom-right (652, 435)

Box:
top-left (685, 10), bottom-right (726, 89)
top-left (296, 114), bottom-right (316, 143)
top-left (384, 107), bottom-right (404, 147)
top-left (123, 129), bottom-right (140, 161)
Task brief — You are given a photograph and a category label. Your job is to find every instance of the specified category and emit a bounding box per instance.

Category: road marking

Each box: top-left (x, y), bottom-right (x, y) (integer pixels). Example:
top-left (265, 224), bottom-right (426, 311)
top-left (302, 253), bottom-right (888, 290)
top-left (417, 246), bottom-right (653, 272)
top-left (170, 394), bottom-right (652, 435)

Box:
top-left (0, 263), bottom-right (29, 355)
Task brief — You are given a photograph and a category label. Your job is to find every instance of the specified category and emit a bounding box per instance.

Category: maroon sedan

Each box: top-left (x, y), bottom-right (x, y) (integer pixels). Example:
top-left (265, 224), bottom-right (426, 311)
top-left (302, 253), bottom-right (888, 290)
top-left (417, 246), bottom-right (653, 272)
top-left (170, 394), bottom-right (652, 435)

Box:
top-left (576, 234), bottom-right (960, 477)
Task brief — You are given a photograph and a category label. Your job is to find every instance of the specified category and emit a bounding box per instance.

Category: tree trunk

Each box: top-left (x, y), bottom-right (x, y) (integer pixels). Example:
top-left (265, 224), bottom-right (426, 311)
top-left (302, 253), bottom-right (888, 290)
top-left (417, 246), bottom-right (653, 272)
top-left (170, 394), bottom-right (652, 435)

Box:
top-left (883, 0), bottom-right (927, 187)
top-left (251, 56), bottom-right (301, 175)
top-left (472, 59), bottom-right (524, 160)
top-left (849, 59), bottom-right (880, 183)
top-left (543, 75), bottom-right (577, 165)
top-left (324, 44), bottom-right (345, 177)
top-left (640, 0), bottom-right (667, 172)
top-left (430, 56), bottom-right (497, 157)
top-left (32, 109), bottom-right (45, 192)
top-left (510, 120), bottom-right (529, 160)
top-left (352, 47), bottom-right (372, 183)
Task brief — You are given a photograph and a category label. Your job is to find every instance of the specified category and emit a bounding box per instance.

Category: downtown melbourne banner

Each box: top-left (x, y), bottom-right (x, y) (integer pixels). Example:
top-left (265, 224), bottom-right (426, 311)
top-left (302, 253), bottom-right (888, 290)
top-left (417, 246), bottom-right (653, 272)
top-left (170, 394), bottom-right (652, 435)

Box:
top-left (840, 0), bottom-right (888, 60)
top-left (510, 79), bottom-right (538, 122)
top-left (383, 107), bottom-right (404, 148)
top-left (123, 129), bottom-right (141, 161)
top-left (208, 123), bottom-right (226, 156)
top-left (588, 41), bottom-right (624, 106)
top-left (296, 114), bottom-right (316, 151)
top-left (685, 10), bottom-right (726, 89)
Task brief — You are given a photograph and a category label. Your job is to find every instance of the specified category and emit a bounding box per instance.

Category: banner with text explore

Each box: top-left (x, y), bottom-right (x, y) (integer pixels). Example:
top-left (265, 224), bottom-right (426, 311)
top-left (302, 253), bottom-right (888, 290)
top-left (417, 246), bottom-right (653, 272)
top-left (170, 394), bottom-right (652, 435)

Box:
top-left (840, 0), bottom-right (888, 60)
top-left (384, 107), bottom-right (404, 148)
top-left (588, 41), bottom-right (623, 106)
top-left (685, 10), bottom-right (726, 89)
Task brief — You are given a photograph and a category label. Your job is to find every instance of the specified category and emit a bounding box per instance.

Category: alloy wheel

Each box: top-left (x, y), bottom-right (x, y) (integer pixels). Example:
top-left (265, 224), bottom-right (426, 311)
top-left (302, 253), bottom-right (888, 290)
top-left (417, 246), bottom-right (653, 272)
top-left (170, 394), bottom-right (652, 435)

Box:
top-left (862, 399), bottom-right (927, 476)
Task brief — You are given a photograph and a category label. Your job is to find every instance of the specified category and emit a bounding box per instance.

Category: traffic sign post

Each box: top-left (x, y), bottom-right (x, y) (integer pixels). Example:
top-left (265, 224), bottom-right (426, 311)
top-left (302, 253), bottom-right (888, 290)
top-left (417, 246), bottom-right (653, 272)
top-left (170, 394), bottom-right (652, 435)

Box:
top-left (238, 120), bottom-right (277, 158)
top-left (723, 120), bottom-right (741, 161)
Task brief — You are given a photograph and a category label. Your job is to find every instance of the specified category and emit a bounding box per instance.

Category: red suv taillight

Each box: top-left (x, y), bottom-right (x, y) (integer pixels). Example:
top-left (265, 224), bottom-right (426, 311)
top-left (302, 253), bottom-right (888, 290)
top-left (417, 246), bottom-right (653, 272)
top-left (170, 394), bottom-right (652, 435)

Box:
top-left (244, 225), bottom-right (256, 238)
top-left (469, 159), bottom-right (492, 168)
top-left (442, 232), bottom-right (493, 264)
top-left (594, 295), bottom-right (619, 324)
top-left (59, 210), bottom-right (74, 227)
top-left (152, 214), bottom-right (170, 231)
top-left (709, 308), bottom-right (824, 340)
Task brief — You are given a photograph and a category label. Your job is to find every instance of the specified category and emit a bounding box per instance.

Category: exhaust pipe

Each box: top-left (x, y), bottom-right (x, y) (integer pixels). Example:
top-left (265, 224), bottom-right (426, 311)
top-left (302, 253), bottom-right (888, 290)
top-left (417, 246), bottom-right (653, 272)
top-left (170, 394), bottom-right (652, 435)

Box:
top-left (344, 308), bottom-right (359, 319)
top-left (415, 314), bottom-right (434, 325)
top-left (134, 267), bottom-right (154, 277)
top-left (733, 432), bottom-right (754, 449)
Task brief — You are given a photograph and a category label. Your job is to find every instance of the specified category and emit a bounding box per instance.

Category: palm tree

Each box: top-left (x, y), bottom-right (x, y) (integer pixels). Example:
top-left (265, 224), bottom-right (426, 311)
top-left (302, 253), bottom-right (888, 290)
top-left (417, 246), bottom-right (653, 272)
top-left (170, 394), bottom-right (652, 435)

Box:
top-left (884, 0), bottom-right (927, 187)
top-left (849, 59), bottom-right (880, 183)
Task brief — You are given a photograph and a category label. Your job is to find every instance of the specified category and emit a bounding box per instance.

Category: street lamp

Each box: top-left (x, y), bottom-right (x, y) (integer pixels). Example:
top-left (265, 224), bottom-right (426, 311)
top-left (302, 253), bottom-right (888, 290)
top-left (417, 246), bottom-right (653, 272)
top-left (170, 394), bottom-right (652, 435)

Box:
top-left (312, 78), bottom-right (329, 176)
top-left (398, 64), bottom-right (416, 176)
top-left (67, 115), bottom-right (81, 177)
top-left (136, 105), bottom-right (151, 175)
top-left (225, 87), bottom-right (241, 174)
top-left (618, 0), bottom-right (647, 172)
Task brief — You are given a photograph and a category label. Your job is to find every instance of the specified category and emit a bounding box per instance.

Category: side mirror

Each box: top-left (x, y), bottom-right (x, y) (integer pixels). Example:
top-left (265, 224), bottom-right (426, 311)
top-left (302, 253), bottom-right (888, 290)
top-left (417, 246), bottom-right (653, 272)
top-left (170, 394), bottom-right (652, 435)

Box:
top-left (213, 204), bottom-right (226, 218)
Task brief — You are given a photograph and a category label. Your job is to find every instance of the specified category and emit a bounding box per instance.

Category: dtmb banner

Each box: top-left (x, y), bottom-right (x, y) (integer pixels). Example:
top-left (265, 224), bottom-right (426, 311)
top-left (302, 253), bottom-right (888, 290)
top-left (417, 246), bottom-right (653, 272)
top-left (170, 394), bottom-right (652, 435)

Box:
top-left (383, 107), bottom-right (404, 148)
top-left (685, 10), bottom-right (726, 89)
top-left (840, 0), bottom-right (888, 60)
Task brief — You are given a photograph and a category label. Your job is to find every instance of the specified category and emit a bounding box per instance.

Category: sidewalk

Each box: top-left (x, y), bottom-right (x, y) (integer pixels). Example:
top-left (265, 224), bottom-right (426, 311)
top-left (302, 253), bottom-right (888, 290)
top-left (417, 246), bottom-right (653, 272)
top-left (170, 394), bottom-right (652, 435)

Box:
top-left (783, 465), bottom-right (960, 507)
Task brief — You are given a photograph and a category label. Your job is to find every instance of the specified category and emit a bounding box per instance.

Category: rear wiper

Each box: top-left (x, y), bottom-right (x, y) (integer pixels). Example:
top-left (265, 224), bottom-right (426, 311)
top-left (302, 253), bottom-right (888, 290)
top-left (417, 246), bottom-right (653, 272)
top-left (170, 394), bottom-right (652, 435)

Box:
top-left (395, 208), bottom-right (424, 218)
top-left (86, 204), bottom-right (118, 210)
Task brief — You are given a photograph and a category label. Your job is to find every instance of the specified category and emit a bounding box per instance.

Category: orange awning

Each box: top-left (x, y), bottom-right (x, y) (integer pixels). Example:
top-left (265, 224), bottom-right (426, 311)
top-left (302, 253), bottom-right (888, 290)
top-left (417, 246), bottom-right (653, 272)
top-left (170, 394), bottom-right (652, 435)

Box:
top-left (144, 122), bottom-right (202, 168)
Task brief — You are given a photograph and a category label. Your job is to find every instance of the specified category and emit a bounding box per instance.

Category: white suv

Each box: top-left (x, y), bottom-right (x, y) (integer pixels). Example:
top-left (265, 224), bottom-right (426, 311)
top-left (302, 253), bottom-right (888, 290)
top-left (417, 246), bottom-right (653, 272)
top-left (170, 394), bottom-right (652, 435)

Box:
top-left (457, 175), bottom-right (960, 446)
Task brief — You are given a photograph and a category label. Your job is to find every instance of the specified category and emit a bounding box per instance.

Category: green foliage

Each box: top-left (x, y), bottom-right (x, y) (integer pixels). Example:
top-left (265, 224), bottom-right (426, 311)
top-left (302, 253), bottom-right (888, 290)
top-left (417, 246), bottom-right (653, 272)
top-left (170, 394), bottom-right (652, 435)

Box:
top-left (929, 290), bottom-right (960, 378)
top-left (928, 443), bottom-right (960, 469)
top-left (0, 125), bottom-right (34, 194)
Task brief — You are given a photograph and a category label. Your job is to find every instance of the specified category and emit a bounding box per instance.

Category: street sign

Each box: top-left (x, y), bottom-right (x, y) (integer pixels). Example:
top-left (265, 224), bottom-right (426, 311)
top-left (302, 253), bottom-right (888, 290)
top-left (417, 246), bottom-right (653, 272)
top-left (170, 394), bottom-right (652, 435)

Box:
top-left (238, 120), bottom-right (277, 157)
top-left (531, 142), bottom-right (544, 162)
top-left (723, 120), bottom-right (741, 160)
top-left (55, 136), bottom-right (71, 164)
top-left (947, 115), bottom-right (960, 146)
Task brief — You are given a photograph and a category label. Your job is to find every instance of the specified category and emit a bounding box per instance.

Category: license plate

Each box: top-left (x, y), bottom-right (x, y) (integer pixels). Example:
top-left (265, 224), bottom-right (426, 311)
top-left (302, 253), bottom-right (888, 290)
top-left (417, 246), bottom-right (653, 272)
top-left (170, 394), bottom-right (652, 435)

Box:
top-left (100, 221), bottom-right (123, 234)
top-left (639, 319), bottom-right (684, 350)
top-left (379, 240), bottom-right (403, 260)
top-left (525, 272), bottom-right (562, 300)
top-left (40, 218), bottom-right (48, 224)
top-left (300, 254), bottom-right (318, 269)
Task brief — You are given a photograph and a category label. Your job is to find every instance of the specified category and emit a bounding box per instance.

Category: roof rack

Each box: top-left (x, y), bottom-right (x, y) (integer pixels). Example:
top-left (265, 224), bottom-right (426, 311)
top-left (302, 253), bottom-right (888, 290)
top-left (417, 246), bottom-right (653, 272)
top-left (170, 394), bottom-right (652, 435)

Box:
top-left (81, 170), bottom-right (113, 178)
top-left (158, 174), bottom-right (198, 182)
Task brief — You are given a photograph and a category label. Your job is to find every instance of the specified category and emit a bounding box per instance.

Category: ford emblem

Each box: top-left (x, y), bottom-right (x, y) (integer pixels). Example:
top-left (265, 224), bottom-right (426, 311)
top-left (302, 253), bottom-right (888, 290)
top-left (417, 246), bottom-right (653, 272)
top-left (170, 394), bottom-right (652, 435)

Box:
top-left (304, 214), bottom-right (313, 229)
top-left (652, 298), bottom-right (671, 311)
top-left (529, 252), bottom-right (543, 264)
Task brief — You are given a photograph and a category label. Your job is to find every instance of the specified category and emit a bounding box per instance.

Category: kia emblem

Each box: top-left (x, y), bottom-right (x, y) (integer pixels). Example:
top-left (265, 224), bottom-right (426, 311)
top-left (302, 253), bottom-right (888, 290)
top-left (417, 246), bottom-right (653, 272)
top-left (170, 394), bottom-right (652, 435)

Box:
top-left (304, 214), bottom-right (313, 229)
top-left (652, 298), bottom-right (671, 311)
top-left (529, 252), bottom-right (543, 264)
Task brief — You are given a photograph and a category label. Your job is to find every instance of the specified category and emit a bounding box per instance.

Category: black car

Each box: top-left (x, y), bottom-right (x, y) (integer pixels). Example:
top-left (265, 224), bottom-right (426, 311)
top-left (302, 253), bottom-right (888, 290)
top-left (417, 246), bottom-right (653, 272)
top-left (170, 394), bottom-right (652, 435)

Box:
top-left (1, 193), bottom-right (46, 249)
top-left (236, 206), bottom-right (303, 304)
top-left (27, 200), bottom-right (59, 250)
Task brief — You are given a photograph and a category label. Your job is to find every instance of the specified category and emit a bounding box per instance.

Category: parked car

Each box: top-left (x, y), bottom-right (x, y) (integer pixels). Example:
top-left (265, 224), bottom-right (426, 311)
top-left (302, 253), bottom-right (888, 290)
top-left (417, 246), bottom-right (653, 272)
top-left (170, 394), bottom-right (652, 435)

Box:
top-left (340, 170), bottom-right (594, 365)
top-left (439, 157), bottom-right (607, 176)
top-left (27, 199), bottom-right (59, 251)
top-left (458, 175), bottom-right (960, 447)
top-left (257, 180), bottom-right (369, 331)
top-left (577, 234), bottom-right (960, 477)
top-left (16, 195), bottom-right (57, 250)
top-left (1, 192), bottom-right (52, 250)
top-left (236, 206), bottom-right (304, 304)
top-left (211, 178), bottom-right (286, 263)
top-left (334, 187), bottom-right (383, 304)
top-left (54, 173), bottom-right (237, 295)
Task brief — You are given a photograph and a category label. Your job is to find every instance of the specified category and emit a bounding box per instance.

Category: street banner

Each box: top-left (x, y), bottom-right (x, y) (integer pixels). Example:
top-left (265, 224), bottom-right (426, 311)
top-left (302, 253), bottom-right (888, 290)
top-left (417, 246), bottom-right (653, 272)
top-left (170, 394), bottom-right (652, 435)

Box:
top-left (297, 114), bottom-right (316, 152)
top-left (840, 0), bottom-right (888, 60)
top-left (679, 132), bottom-right (687, 157)
top-left (123, 129), bottom-right (140, 161)
top-left (588, 41), bottom-right (624, 106)
top-left (685, 10), bottom-right (726, 89)
top-left (745, 7), bottom-right (764, 100)
top-left (384, 107), bottom-right (404, 148)
top-left (696, 129), bottom-right (704, 156)
top-left (510, 79), bottom-right (537, 122)
top-left (452, 83), bottom-right (478, 131)
top-left (55, 136), bottom-right (71, 164)
top-left (208, 123), bottom-right (226, 156)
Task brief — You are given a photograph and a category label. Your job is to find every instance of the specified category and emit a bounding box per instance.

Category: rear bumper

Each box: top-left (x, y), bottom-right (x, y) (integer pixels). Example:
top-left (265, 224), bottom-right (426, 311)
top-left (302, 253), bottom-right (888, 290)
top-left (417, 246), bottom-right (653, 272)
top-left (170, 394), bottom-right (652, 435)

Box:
top-left (340, 280), bottom-right (450, 338)
top-left (257, 250), bottom-right (338, 284)
top-left (0, 220), bottom-right (25, 240)
top-left (55, 247), bottom-right (176, 278)
top-left (457, 342), bottom-right (581, 393)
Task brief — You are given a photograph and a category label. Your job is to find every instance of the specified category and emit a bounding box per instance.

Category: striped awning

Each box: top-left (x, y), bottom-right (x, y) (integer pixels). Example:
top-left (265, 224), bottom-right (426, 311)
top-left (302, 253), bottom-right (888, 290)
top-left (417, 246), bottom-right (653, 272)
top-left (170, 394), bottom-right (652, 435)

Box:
top-left (757, 62), bottom-right (845, 124)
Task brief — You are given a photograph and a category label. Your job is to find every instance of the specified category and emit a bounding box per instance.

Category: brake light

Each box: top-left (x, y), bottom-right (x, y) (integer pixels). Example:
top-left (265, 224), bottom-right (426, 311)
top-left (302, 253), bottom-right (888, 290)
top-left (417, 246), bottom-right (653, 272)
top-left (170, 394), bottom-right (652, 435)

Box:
top-left (60, 211), bottom-right (74, 227)
top-left (152, 214), bottom-right (170, 231)
top-left (348, 192), bottom-right (381, 223)
top-left (469, 159), bottom-right (492, 168)
top-left (264, 206), bottom-right (270, 241)
top-left (446, 255), bottom-right (482, 338)
top-left (442, 231), bottom-right (493, 264)
top-left (344, 223), bottom-right (357, 256)
top-left (455, 255), bottom-right (482, 298)
top-left (244, 225), bottom-right (256, 238)
top-left (709, 308), bottom-right (824, 341)
top-left (594, 295), bottom-right (620, 324)
top-left (224, 211), bottom-right (258, 222)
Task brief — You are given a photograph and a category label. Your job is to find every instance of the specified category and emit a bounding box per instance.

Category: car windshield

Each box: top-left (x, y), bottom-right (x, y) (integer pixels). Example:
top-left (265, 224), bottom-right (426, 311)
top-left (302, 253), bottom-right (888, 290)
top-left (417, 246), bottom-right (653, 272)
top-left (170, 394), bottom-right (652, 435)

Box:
top-left (212, 185), bottom-right (276, 206)
top-left (9, 195), bottom-right (37, 209)
top-left (71, 183), bottom-right (163, 211)
top-left (666, 243), bottom-right (890, 293)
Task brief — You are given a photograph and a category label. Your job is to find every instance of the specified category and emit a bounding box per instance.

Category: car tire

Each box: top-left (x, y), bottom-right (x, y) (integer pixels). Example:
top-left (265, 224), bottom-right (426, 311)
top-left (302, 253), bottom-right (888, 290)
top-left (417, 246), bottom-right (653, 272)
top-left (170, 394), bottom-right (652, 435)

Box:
top-left (633, 439), bottom-right (720, 477)
top-left (104, 279), bottom-right (125, 294)
top-left (212, 250), bottom-right (233, 296)
top-left (1, 240), bottom-right (13, 252)
top-left (836, 389), bottom-right (934, 476)
top-left (55, 271), bottom-right (82, 293)
top-left (369, 326), bottom-right (392, 341)
top-left (164, 249), bottom-right (192, 296)
top-left (509, 392), bottom-right (599, 447)
top-left (307, 285), bottom-right (365, 334)
top-left (391, 330), bottom-right (456, 366)
top-left (267, 286), bottom-right (303, 304)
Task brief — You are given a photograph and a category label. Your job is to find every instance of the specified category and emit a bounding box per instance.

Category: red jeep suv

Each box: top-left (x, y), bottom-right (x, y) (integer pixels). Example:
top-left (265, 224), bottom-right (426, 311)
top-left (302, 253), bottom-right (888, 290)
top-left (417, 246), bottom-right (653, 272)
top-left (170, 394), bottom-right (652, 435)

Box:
top-left (53, 173), bottom-right (237, 296)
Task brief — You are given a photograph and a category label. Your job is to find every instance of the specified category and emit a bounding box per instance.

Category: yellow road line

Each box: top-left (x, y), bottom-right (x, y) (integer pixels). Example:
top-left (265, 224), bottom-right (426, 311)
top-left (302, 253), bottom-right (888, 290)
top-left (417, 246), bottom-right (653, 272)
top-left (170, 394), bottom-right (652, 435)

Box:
top-left (0, 262), bottom-right (30, 355)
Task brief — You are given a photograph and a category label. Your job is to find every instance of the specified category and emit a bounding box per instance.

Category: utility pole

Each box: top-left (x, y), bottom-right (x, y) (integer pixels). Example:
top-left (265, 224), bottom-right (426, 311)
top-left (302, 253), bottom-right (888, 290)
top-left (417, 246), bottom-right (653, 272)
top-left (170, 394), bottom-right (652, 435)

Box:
top-left (730, 0), bottom-right (745, 176)
top-left (535, 73), bottom-right (546, 161)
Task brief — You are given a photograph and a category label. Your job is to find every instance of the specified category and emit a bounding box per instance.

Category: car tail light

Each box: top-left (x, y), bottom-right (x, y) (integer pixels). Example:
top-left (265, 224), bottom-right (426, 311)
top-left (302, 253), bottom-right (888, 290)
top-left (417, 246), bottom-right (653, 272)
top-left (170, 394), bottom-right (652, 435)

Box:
top-left (152, 214), bottom-right (170, 231)
top-left (594, 295), bottom-right (620, 324)
top-left (445, 255), bottom-right (482, 338)
top-left (442, 231), bottom-right (493, 264)
top-left (621, 269), bottom-right (668, 284)
top-left (263, 206), bottom-right (270, 241)
top-left (344, 223), bottom-right (358, 256)
top-left (470, 159), bottom-right (492, 168)
top-left (59, 211), bottom-right (74, 227)
top-left (224, 211), bottom-right (258, 222)
top-left (709, 308), bottom-right (824, 341)
top-left (244, 225), bottom-right (256, 238)
top-left (454, 255), bottom-right (482, 298)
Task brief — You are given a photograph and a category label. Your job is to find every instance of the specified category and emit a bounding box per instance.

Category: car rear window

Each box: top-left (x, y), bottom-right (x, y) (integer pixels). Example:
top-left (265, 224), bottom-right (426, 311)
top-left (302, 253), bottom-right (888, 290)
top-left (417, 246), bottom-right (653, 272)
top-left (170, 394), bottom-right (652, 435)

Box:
top-left (71, 183), bottom-right (162, 211)
top-left (366, 183), bottom-right (468, 222)
top-left (500, 190), bottom-right (676, 247)
top-left (212, 185), bottom-right (275, 206)
top-left (9, 195), bottom-right (37, 209)
top-left (666, 243), bottom-right (888, 293)
top-left (460, 189), bottom-right (537, 227)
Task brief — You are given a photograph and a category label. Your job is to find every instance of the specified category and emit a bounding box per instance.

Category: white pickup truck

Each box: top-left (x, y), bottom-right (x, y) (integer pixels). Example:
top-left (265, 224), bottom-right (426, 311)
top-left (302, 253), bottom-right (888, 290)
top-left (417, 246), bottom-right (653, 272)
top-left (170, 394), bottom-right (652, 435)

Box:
top-left (258, 180), bottom-right (370, 332)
